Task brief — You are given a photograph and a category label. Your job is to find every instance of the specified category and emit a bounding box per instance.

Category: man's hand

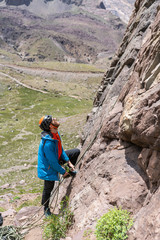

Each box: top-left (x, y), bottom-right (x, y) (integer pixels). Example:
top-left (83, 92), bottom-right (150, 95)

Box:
top-left (63, 172), bottom-right (70, 178)
top-left (68, 161), bottom-right (75, 171)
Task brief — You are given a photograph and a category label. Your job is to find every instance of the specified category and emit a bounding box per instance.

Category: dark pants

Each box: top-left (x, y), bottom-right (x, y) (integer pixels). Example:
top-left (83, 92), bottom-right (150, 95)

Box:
top-left (41, 148), bottom-right (80, 209)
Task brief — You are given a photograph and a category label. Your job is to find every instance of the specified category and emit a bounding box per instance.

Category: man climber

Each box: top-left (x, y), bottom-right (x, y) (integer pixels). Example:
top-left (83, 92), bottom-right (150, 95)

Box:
top-left (38, 115), bottom-right (80, 217)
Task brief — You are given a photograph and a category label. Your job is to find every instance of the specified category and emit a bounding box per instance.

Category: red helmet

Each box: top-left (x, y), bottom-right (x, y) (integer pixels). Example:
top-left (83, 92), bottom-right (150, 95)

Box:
top-left (39, 115), bottom-right (52, 131)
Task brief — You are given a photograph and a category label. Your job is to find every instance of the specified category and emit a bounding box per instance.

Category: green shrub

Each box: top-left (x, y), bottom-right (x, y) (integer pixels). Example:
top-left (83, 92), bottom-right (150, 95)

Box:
top-left (43, 197), bottom-right (73, 240)
top-left (95, 207), bottom-right (133, 240)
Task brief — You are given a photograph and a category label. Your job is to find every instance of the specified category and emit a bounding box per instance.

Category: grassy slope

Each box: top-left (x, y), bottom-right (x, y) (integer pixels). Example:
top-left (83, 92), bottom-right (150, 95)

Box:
top-left (0, 62), bottom-right (102, 200)
top-left (14, 61), bottom-right (104, 72)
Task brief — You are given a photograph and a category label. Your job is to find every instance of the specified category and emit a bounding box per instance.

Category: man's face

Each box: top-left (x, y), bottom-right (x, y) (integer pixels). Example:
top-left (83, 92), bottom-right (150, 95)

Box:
top-left (51, 118), bottom-right (60, 128)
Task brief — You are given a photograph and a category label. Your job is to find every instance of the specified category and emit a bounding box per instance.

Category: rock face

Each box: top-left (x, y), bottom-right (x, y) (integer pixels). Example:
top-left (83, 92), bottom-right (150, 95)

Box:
top-left (55, 0), bottom-right (160, 239)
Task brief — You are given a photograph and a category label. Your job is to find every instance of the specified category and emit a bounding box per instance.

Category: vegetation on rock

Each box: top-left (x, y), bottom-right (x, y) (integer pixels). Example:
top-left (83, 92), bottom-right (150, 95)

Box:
top-left (95, 207), bottom-right (133, 240)
top-left (43, 197), bottom-right (73, 240)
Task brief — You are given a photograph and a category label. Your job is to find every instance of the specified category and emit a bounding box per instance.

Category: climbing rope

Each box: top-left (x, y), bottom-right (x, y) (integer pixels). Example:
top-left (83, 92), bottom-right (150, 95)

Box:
top-left (0, 226), bottom-right (23, 240)
top-left (76, 121), bottom-right (103, 167)
top-left (49, 179), bottom-right (61, 210)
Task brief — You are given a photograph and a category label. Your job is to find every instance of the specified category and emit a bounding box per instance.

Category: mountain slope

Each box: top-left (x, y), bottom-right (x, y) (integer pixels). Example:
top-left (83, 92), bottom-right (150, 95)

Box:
top-left (1, 0), bottom-right (135, 23)
top-left (0, 2), bottom-right (126, 64)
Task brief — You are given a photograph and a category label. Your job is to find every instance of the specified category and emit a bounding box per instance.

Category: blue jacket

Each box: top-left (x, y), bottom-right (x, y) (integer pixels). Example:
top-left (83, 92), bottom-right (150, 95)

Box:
top-left (37, 131), bottom-right (69, 181)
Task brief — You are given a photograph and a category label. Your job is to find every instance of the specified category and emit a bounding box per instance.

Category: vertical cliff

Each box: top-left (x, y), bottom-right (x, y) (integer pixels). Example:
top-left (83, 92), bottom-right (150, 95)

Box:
top-left (55, 0), bottom-right (160, 239)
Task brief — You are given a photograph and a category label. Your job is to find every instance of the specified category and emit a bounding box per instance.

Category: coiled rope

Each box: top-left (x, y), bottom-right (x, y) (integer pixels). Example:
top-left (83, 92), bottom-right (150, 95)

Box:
top-left (0, 226), bottom-right (23, 240)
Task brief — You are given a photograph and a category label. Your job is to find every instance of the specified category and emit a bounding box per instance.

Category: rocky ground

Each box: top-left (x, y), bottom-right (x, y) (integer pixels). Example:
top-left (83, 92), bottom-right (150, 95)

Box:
top-left (0, 190), bottom-right (43, 240)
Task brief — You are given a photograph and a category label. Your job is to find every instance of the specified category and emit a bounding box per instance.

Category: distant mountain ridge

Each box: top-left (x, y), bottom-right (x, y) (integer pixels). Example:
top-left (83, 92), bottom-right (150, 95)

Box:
top-left (0, 0), bottom-right (127, 64)
top-left (0, 0), bottom-right (135, 23)
top-left (2, 0), bottom-right (32, 6)
top-left (3, 0), bottom-right (83, 6)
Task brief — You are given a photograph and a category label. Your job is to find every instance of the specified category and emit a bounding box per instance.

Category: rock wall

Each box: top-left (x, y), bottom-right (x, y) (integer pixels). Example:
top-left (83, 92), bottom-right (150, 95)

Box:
top-left (54, 0), bottom-right (160, 239)
top-left (92, 0), bottom-right (160, 190)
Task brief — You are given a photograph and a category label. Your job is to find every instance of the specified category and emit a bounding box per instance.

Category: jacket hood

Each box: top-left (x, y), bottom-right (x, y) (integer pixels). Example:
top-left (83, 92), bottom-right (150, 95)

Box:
top-left (41, 131), bottom-right (52, 138)
top-left (41, 131), bottom-right (59, 141)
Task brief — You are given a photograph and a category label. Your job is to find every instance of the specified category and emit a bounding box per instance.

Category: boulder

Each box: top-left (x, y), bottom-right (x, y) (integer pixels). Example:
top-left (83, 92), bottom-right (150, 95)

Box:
top-left (14, 206), bottom-right (41, 227)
